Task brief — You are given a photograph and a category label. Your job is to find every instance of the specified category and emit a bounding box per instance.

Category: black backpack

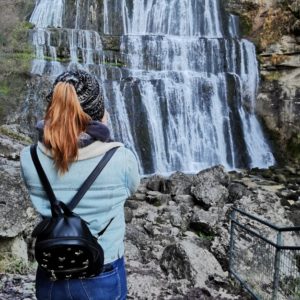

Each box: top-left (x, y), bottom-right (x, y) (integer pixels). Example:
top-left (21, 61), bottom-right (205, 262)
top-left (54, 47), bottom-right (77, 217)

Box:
top-left (30, 144), bottom-right (118, 281)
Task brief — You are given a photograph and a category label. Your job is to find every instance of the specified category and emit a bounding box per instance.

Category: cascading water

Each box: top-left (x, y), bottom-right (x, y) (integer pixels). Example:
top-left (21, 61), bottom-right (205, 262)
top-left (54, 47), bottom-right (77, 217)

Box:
top-left (28, 0), bottom-right (275, 174)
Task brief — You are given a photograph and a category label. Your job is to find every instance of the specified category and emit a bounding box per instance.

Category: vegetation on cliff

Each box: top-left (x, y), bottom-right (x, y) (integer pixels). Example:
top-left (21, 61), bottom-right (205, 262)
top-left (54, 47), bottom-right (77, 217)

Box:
top-left (225, 0), bottom-right (299, 50)
top-left (0, 0), bottom-right (34, 124)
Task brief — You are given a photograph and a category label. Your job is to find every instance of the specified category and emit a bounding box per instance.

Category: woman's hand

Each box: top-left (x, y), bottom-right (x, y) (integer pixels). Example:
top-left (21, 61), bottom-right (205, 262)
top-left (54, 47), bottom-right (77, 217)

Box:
top-left (101, 110), bottom-right (109, 125)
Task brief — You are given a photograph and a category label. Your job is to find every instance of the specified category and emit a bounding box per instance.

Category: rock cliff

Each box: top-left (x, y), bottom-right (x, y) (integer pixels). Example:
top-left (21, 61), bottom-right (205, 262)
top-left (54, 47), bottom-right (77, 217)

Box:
top-left (225, 0), bottom-right (300, 164)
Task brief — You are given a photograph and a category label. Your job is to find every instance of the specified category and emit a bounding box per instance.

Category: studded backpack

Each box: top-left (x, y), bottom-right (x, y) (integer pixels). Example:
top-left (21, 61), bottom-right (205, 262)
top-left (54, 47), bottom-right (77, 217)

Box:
top-left (30, 144), bottom-right (118, 281)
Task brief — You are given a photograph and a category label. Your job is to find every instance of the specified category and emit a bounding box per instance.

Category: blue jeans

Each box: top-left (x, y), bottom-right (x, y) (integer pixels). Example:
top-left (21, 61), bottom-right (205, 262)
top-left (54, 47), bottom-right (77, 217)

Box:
top-left (36, 257), bottom-right (127, 300)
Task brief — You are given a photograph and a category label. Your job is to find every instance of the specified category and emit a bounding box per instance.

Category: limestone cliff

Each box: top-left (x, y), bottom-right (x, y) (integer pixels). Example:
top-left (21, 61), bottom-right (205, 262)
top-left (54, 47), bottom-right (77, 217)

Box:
top-left (225, 0), bottom-right (300, 164)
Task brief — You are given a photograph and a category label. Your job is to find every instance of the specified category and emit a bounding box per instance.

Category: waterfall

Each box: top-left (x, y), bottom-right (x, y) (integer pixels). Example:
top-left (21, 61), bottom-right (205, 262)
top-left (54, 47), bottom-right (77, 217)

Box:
top-left (30, 0), bottom-right (64, 28)
top-left (28, 0), bottom-right (275, 174)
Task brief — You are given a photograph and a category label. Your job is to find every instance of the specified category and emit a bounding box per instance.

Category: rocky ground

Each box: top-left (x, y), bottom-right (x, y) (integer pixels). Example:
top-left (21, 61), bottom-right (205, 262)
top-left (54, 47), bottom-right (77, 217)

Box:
top-left (1, 127), bottom-right (300, 299)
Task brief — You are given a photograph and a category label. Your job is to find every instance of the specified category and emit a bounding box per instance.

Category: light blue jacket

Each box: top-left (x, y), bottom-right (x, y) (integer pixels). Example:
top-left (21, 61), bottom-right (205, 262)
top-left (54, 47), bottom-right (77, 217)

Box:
top-left (20, 141), bottom-right (140, 264)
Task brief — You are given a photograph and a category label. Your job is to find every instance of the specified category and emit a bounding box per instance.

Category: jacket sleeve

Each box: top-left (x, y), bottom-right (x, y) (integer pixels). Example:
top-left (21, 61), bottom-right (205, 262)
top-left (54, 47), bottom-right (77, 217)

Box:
top-left (124, 148), bottom-right (140, 196)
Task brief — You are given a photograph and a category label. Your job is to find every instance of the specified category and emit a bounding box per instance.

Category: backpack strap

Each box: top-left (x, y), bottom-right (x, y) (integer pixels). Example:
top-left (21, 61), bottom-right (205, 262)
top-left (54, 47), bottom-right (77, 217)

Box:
top-left (67, 146), bottom-right (119, 211)
top-left (30, 144), bottom-right (60, 216)
top-left (30, 145), bottom-right (119, 212)
top-left (97, 218), bottom-right (115, 238)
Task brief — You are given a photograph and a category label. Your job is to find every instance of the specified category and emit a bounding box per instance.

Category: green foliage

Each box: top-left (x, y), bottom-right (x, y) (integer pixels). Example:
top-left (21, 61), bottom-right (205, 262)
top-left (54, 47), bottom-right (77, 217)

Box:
top-left (261, 71), bottom-right (282, 81)
top-left (0, 253), bottom-right (34, 275)
top-left (0, 84), bottom-right (10, 96)
top-left (239, 15), bottom-right (252, 36)
top-left (196, 231), bottom-right (215, 241)
top-left (0, 126), bottom-right (32, 144)
top-left (8, 21), bottom-right (34, 53)
top-left (280, 276), bottom-right (300, 299)
top-left (287, 133), bottom-right (300, 163)
top-left (103, 60), bottom-right (126, 68)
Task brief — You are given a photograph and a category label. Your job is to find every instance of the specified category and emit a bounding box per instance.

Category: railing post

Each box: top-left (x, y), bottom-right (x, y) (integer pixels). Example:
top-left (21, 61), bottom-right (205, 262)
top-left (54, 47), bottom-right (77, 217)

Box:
top-left (229, 209), bottom-right (236, 274)
top-left (272, 231), bottom-right (282, 300)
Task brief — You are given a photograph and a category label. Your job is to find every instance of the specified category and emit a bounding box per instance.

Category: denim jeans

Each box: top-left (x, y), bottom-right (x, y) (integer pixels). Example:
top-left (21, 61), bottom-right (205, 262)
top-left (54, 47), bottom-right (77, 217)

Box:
top-left (36, 257), bottom-right (127, 300)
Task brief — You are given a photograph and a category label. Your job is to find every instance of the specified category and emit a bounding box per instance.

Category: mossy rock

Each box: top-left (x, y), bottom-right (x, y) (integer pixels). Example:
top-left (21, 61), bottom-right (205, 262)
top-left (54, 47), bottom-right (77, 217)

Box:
top-left (287, 133), bottom-right (300, 163)
top-left (239, 15), bottom-right (253, 36)
top-left (0, 125), bottom-right (32, 144)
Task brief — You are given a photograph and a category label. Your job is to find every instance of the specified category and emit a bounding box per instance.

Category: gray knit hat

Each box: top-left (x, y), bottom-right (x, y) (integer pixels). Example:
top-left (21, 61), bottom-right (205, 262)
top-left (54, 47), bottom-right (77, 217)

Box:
top-left (47, 70), bottom-right (105, 120)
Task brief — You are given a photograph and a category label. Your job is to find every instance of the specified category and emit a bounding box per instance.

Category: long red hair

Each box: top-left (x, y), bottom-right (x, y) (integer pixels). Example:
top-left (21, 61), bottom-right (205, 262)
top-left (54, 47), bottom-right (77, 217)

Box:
top-left (44, 82), bottom-right (91, 174)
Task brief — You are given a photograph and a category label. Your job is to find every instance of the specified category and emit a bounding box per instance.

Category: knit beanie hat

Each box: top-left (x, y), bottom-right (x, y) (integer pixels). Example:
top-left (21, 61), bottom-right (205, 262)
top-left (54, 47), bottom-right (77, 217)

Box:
top-left (47, 70), bottom-right (105, 120)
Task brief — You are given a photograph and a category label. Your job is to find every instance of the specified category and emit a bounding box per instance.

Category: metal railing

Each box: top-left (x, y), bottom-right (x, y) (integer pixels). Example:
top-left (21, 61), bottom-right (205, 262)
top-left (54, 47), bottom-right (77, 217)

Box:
top-left (229, 208), bottom-right (300, 300)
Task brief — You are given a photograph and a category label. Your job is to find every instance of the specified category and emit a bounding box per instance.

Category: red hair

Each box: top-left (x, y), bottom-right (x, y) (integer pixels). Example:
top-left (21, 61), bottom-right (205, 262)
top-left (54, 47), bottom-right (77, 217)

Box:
top-left (44, 82), bottom-right (91, 174)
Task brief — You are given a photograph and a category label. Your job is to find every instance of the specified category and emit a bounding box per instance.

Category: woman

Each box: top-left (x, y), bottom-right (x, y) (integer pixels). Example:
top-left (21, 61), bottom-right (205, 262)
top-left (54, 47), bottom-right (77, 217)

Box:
top-left (20, 70), bottom-right (140, 300)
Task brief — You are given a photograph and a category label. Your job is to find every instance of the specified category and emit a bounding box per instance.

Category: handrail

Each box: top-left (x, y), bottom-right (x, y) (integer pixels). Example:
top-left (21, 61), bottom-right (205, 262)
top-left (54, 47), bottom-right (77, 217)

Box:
top-left (232, 207), bottom-right (300, 232)
top-left (231, 219), bottom-right (300, 250)
top-left (229, 207), bottom-right (300, 300)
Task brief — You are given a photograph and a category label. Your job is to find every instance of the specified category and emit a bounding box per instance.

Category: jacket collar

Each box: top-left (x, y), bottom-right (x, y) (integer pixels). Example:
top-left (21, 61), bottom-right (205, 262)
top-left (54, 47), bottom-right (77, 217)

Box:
top-left (37, 141), bottom-right (123, 161)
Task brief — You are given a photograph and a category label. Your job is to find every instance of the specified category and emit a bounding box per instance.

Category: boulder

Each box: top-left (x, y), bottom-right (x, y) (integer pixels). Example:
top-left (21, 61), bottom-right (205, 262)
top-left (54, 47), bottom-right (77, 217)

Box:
top-left (124, 207), bottom-right (133, 223)
top-left (125, 199), bottom-right (139, 209)
top-left (165, 171), bottom-right (194, 195)
top-left (160, 239), bottom-right (226, 287)
top-left (191, 182), bottom-right (229, 210)
top-left (146, 191), bottom-right (171, 206)
top-left (146, 175), bottom-right (167, 192)
top-left (190, 208), bottom-right (219, 235)
top-left (0, 138), bottom-right (38, 263)
top-left (193, 165), bottom-right (230, 187)
top-left (165, 205), bottom-right (189, 231)
top-left (0, 168), bottom-right (36, 238)
top-left (173, 194), bottom-right (195, 206)
top-left (227, 182), bottom-right (251, 203)
top-left (126, 261), bottom-right (167, 300)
